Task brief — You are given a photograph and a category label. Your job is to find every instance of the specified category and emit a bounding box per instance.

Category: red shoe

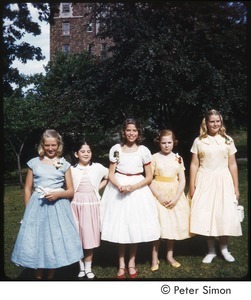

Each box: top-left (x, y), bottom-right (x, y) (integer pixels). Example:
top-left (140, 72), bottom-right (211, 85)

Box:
top-left (128, 267), bottom-right (138, 279)
top-left (116, 268), bottom-right (127, 279)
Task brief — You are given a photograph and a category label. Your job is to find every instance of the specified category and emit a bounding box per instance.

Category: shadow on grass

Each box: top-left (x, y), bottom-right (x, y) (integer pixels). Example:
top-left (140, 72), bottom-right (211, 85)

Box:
top-left (11, 235), bottom-right (207, 281)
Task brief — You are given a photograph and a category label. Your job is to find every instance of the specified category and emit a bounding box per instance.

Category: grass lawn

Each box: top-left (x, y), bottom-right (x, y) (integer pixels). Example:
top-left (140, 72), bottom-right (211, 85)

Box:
top-left (3, 131), bottom-right (248, 280)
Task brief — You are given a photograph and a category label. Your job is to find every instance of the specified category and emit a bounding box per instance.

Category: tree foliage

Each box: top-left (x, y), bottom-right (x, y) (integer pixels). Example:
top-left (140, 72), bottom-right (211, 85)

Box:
top-left (3, 2), bottom-right (247, 173)
top-left (92, 1), bottom-right (247, 137)
top-left (2, 3), bottom-right (58, 96)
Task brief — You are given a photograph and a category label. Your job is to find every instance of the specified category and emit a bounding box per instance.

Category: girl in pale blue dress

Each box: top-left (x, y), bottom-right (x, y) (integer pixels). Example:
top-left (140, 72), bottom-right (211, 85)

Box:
top-left (11, 129), bottom-right (83, 279)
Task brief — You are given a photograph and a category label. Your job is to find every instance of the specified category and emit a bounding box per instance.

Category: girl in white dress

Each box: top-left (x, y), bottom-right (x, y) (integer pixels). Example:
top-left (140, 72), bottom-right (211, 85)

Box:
top-left (189, 109), bottom-right (242, 263)
top-left (100, 118), bottom-right (160, 279)
top-left (71, 140), bottom-right (108, 279)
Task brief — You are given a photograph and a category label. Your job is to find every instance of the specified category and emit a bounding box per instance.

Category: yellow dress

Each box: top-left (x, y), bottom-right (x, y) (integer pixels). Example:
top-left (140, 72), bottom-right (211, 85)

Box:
top-left (152, 152), bottom-right (191, 240)
top-left (190, 135), bottom-right (242, 237)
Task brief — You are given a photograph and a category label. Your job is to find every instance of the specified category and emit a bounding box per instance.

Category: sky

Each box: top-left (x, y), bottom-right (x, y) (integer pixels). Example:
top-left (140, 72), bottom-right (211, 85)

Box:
top-left (11, 4), bottom-right (50, 75)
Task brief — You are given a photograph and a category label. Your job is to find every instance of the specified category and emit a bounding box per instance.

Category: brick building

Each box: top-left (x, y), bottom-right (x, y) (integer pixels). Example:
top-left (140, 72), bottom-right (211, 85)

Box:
top-left (50, 2), bottom-right (112, 59)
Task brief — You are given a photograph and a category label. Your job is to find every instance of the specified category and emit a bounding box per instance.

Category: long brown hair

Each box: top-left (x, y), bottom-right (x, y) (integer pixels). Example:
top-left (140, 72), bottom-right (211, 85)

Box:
top-left (120, 118), bottom-right (144, 145)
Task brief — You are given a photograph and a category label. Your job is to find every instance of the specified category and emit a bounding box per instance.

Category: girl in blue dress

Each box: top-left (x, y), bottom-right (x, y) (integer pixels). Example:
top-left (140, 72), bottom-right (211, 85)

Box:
top-left (11, 129), bottom-right (83, 279)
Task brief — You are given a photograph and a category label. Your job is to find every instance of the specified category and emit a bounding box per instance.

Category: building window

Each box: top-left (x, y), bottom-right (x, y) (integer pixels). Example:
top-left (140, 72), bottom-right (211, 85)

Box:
top-left (87, 20), bottom-right (93, 32)
top-left (62, 44), bottom-right (70, 53)
top-left (62, 3), bottom-right (70, 13)
top-left (62, 22), bottom-right (70, 35)
top-left (101, 43), bottom-right (107, 58)
top-left (87, 43), bottom-right (94, 55)
top-left (60, 3), bottom-right (72, 17)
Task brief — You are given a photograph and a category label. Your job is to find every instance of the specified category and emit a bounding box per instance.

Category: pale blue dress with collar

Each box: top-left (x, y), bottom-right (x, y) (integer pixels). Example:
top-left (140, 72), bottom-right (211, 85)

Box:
top-left (11, 157), bottom-right (83, 269)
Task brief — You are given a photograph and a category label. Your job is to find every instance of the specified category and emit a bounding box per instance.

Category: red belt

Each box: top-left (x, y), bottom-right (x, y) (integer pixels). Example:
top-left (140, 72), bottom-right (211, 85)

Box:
top-left (116, 171), bottom-right (142, 176)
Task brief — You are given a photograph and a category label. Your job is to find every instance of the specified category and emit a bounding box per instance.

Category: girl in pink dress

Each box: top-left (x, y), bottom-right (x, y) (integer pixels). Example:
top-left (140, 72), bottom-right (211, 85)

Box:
top-left (71, 140), bottom-right (108, 279)
top-left (189, 109), bottom-right (242, 263)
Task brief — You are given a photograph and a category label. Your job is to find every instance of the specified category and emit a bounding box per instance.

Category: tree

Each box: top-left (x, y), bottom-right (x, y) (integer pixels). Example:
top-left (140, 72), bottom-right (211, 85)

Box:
top-left (2, 3), bottom-right (58, 96)
top-left (4, 88), bottom-right (44, 187)
top-left (92, 1), bottom-right (247, 141)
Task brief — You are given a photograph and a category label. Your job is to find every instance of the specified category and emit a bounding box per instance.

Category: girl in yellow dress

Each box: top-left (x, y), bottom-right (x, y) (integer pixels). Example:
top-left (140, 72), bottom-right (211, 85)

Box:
top-left (189, 109), bottom-right (242, 263)
top-left (150, 129), bottom-right (191, 270)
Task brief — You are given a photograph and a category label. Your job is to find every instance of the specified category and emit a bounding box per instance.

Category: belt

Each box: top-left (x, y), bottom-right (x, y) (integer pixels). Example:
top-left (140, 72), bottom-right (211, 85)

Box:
top-left (116, 171), bottom-right (142, 176)
top-left (154, 176), bottom-right (175, 182)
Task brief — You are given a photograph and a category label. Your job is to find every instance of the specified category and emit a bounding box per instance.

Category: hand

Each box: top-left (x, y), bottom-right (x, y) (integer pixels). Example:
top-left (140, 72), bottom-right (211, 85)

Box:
top-left (157, 195), bottom-right (169, 207)
top-left (44, 191), bottom-right (58, 201)
top-left (166, 198), bottom-right (178, 209)
top-left (118, 185), bottom-right (134, 193)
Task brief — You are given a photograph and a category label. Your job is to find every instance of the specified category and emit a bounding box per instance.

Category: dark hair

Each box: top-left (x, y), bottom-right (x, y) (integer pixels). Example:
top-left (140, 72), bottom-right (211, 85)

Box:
top-left (72, 139), bottom-right (93, 165)
top-left (120, 118), bottom-right (144, 145)
top-left (73, 140), bottom-right (92, 153)
top-left (154, 129), bottom-right (178, 147)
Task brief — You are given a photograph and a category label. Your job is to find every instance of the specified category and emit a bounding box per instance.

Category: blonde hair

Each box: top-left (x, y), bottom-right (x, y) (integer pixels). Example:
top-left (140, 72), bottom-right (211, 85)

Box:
top-left (154, 129), bottom-right (178, 147)
top-left (37, 129), bottom-right (63, 157)
top-left (199, 109), bottom-right (227, 139)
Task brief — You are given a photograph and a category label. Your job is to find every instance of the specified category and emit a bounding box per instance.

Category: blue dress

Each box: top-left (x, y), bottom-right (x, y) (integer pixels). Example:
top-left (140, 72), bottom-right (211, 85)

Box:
top-left (11, 157), bottom-right (83, 269)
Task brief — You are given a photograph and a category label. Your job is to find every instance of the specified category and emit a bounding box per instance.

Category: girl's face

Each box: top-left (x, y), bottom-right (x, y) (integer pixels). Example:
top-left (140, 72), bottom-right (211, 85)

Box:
top-left (75, 144), bottom-right (92, 166)
top-left (207, 114), bottom-right (222, 136)
top-left (125, 124), bottom-right (139, 144)
top-left (159, 135), bottom-right (174, 155)
top-left (43, 137), bottom-right (59, 159)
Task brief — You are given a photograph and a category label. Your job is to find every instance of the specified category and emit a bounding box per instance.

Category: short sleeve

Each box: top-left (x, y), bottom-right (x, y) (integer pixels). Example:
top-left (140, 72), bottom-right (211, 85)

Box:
top-left (139, 145), bottom-right (152, 165)
top-left (179, 158), bottom-right (186, 172)
top-left (190, 138), bottom-right (199, 154)
top-left (26, 157), bottom-right (37, 170)
top-left (109, 144), bottom-right (121, 163)
top-left (151, 154), bottom-right (156, 173)
top-left (61, 158), bottom-right (71, 171)
top-left (98, 163), bottom-right (109, 179)
top-left (227, 136), bottom-right (237, 156)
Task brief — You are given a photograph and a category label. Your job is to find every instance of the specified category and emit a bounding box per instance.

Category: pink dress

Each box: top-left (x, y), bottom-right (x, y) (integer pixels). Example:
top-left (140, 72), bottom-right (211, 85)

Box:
top-left (71, 173), bottom-right (101, 249)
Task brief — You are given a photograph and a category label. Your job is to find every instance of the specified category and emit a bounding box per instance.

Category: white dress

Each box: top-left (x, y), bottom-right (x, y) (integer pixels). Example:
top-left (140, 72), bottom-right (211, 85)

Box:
top-left (190, 134), bottom-right (242, 237)
top-left (100, 144), bottom-right (160, 243)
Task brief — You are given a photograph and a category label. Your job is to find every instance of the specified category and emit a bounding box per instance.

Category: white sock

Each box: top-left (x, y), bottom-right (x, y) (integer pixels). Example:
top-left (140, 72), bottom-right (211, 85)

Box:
top-left (202, 253), bottom-right (217, 263)
top-left (202, 239), bottom-right (216, 263)
top-left (79, 259), bottom-right (85, 271)
top-left (220, 245), bottom-right (235, 262)
top-left (78, 260), bottom-right (86, 278)
top-left (85, 261), bottom-right (95, 279)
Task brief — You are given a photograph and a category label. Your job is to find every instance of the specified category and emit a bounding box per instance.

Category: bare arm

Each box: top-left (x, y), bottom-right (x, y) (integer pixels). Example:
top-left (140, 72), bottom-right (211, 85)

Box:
top-left (24, 168), bottom-right (33, 206)
top-left (189, 153), bottom-right (200, 198)
top-left (108, 162), bottom-right (120, 189)
top-left (149, 181), bottom-right (168, 206)
top-left (99, 179), bottom-right (109, 190)
top-left (228, 154), bottom-right (240, 200)
top-left (166, 169), bottom-right (186, 208)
